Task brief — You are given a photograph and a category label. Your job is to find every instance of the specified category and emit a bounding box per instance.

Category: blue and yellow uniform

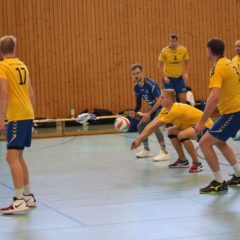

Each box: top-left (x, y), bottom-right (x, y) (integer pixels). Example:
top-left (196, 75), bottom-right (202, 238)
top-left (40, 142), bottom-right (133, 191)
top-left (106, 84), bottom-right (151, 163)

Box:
top-left (208, 57), bottom-right (240, 141)
top-left (159, 45), bottom-right (189, 94)
top-left (0, 58), bottom-right (34, 149)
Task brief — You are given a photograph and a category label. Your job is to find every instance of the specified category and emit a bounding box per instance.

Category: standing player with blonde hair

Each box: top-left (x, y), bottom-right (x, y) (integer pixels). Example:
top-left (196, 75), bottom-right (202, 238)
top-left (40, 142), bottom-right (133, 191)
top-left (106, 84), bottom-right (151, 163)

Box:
top-left (0, 36), bottom-right (36, 214)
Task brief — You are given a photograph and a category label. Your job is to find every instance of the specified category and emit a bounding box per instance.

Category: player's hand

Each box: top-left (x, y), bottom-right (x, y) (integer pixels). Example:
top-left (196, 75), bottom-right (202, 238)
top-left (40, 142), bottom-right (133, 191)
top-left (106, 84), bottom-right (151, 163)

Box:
top-left (195, 122), bottom-right (205, 135)
top-left (163, 77), bottom-right (170, 84)
top-left (142, 112), bottom-right (151, 122)
top-left (131, 138), bottom-right (142, 150)
top-left (129, 111), bottom-right (136, 118)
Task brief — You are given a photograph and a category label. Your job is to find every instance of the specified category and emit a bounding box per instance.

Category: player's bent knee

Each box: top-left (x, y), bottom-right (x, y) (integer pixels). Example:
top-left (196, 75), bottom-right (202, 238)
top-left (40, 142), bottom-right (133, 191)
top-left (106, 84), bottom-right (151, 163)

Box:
top-left (179, 138), bottom-right (190, 143)
top-left (168, 134), bottom-right (177, 139)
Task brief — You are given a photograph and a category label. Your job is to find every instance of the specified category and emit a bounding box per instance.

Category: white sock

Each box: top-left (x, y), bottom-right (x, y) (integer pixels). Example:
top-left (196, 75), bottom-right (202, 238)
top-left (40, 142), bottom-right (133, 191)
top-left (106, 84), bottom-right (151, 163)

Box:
top-left (23, 184), bottom-right (31, 195)
top-left (232, 163), bottom-right (240, 177)
top-left (213, 171), bottom-right (224, 183)
top-left (15, 188), bottom-right (24, 199)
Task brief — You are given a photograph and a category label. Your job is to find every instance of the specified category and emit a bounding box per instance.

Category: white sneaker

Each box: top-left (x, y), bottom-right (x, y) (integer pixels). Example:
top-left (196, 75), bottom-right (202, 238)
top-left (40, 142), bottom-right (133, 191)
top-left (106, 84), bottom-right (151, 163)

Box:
top-left (0, 197), bottom-right (28, 214)
top-left (136, 150), bottom-right (151, 158)
top-left (24, 193), bottom-right (37, 207)
top-left (153, 151), bottom-right (170, 162)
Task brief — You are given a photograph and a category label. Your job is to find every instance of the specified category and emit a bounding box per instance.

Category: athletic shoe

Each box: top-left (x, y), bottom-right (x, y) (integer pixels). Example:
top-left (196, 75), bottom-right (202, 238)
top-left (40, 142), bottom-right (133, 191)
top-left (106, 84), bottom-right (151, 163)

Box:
top-left (136, 150), bottom-right (151, 158)
top-left (227, 174), bottom-right (240, 186)
top-left (189, 162), bottom-right (204, 173)
top-left (0, 197), bottom-right (28, 214)
top-left (24, 193), bottom-right (37, 207)
top-left (200, 180), bottom-right (228, 194)
top-left (168, 159), bottom-right (189, 168)
top-left (153, 151), bottom-right (170, 162)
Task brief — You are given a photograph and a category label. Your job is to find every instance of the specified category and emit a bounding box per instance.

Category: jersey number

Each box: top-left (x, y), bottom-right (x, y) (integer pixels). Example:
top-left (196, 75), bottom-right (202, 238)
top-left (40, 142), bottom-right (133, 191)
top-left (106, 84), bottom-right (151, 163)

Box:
top-left (16, 67), bottom-right (26, 85)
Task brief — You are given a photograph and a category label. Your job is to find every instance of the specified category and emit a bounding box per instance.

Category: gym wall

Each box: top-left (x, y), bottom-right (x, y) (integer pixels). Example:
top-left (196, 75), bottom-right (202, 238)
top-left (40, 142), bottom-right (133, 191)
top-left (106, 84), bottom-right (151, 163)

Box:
top-left (0, 0), bottom-right (239, 118)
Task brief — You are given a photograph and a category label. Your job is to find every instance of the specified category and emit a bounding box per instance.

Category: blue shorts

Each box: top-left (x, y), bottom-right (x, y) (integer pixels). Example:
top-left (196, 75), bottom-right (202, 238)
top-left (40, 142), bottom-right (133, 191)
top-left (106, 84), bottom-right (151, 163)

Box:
top-left (7, 120), bottom-right (33, 150)
top-left (163, 76), bottom-right (186, 95)
top-left (209, 112), bottom-right (240, 142)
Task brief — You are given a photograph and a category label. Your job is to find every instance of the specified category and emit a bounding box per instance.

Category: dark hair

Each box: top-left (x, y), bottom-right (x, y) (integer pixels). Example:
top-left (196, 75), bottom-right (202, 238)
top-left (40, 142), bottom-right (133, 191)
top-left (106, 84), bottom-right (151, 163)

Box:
top-left (0, 36), bottom-right (16, 54)
top-left (207, 38), bottom-right (225, 56)
top-left (169, 34), bottom-right (178, 41)
top-left (130, 63), bottom-right (143, 72)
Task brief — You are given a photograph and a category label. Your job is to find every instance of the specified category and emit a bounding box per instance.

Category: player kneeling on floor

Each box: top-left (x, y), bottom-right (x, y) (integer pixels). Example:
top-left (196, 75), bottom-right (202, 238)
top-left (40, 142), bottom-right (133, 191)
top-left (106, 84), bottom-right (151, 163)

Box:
top-left (131, 89), bottom-right (214, 173)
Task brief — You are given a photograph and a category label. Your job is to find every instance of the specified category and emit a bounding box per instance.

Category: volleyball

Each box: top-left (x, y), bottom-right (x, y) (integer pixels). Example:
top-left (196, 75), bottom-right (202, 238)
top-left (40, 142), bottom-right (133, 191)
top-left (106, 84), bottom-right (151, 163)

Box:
top-left (114, 117), bottom-right (130, 132)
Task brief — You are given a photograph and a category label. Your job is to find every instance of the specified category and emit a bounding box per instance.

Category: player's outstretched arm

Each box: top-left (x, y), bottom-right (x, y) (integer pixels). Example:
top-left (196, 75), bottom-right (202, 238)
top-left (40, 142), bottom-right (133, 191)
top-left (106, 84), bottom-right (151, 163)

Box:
top-left (131, 118), bottom-right (164, 149)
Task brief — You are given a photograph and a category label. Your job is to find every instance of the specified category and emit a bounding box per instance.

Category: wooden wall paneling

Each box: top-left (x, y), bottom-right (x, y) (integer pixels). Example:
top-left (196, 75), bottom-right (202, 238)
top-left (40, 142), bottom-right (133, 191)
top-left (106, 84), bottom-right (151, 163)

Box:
top-left (51, 0), bottom-right (61, 118)
top-left (142, 0), bottom-right (151, 77)
top-left (56, 0), bottom-right (64, 116)
top-left (144, 0), bottom-right (151, 80)
top-left (237, 0), bottom-right (240, 42)
top-left (100, 0), bottom-right (110, 111)
top-left (78, 0), bottom-right (87, 113)
top-left (117, 0), bottom-right (125, 112)
top-left (1, 0), bottom-right (240, 118)
top-left (42, 0), bottom-right (52, 118)
top-left (125, 0), bottom-right (135, 110)
top-left (47, 0), bottom-right (57, 118)
top-left (87, 0), bottom-right (95, 112)
top-left (69, 0), bottom-right (79, 115)
top-left (93, 0), bottom-right (102, 110)
top-left (61, 0), bottom-right (71, 116)
top-left (110, 0), bottom-right (119, 112)
top-left (36, 0), bottom-right (46, 117)
top-left (26, 0), bottom-right (36, 107)
top-left (84, 0), bottom-right (92, 111)
top-left (230, 0), bottom-right (238, 57)
top-left (229, 0), bottom-right (237, 57)
top-left (66, 0), bottom-right (75, 116)
top-left (97, 0), bottom-right (106, 110)
top-left (155, 0), bottom-right (163, 87)
top-left (121, 0), bottom-right (130, 111)
top-left (128, 1), bottom-right (138, 110)
top-left (30, 1), bottom-right (40, 117)
top-left (75, 0), bottom-right (85, 114)
top-left (121, 0), bottom-right (130, 112)
top-left (106, 0), bottom-right (115, 111)
top-left (199, 0), bottom-right (208, 99)
top-left (150, 0), bottom-right (158, 82)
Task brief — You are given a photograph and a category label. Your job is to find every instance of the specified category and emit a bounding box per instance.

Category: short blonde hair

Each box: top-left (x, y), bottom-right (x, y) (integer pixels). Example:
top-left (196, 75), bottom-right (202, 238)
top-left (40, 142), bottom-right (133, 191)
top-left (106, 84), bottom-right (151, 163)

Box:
top-left (162, 89), bottom-right (176, 102)
top-left (0, 36), bottom-right (16, 54)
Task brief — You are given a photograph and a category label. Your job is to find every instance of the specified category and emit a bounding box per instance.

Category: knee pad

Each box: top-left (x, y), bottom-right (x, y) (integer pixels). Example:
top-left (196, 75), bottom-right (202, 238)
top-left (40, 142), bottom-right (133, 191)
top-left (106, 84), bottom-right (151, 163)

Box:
top-left (180, 138), bottom-right (190, 143)
top-left (168, 134), bottom-right (177, 139)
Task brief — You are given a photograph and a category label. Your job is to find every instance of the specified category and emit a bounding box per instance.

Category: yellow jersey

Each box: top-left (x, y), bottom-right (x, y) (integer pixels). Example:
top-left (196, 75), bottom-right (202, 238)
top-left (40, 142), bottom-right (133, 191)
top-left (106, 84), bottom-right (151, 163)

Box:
top-left (232, 55), bottom-right (240, 69)
top-left (209, 57), bottom-right (240, 115)
top-left (157, 102), bottom-right (213, 129)
top-left (0, 58), bottom-right (34, 121)
top-left (158, 45), bottom-right (189, 78)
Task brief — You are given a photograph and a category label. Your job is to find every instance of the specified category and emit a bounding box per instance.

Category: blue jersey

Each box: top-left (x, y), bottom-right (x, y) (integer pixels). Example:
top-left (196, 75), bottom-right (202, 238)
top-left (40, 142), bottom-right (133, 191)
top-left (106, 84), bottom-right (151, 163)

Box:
top-left (134, 77), bottom-right (161, 107)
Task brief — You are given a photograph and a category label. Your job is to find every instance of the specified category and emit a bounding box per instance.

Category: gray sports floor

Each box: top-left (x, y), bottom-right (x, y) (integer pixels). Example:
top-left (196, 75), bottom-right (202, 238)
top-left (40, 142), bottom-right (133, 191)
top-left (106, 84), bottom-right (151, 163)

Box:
top-left (0, 129), bottom-right (240, 240)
